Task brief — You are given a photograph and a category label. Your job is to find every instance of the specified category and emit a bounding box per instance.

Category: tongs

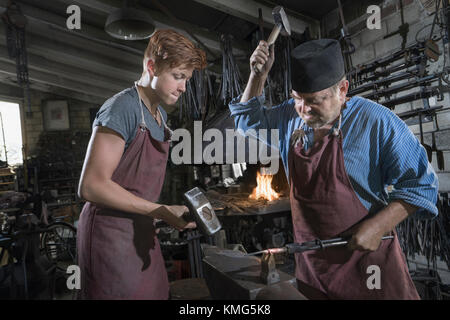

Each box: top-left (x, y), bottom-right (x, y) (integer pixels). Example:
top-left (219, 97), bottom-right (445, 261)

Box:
top-left (246, 235), bottom-right (394, 256)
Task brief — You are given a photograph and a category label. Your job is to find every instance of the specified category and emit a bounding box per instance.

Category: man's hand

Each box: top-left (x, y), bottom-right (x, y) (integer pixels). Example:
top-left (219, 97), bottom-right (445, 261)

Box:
top-left (341, 201), bottom-right (416, 252)
top-left (341, 218), bottom-right (388, 252)
top-left (240, 41), bottom-right (275, 103)
top-left (250, 40), bottom-right (275, 77)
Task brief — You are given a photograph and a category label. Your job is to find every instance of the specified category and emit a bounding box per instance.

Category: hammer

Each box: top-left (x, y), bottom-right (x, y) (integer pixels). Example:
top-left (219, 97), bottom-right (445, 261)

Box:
top-left (155, 187), bottom-right (222, 236)
top-left (253, 6), bottom-right (291, 74)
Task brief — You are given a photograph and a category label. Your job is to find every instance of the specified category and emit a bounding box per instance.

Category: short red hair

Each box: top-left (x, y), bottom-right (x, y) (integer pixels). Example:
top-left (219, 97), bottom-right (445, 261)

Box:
top-left (143, 29), bottom-right (207, 74)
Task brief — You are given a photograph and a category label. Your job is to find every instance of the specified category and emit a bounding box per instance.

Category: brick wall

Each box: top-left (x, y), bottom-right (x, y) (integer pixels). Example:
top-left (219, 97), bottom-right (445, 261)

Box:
top-left (323, 0), bottom-right (450, 192)
top-left (0, 84), bottom-right (99, 157)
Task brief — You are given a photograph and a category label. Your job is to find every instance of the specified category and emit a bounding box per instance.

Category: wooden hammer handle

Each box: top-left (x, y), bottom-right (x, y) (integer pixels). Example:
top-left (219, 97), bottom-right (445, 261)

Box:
top-left (254, 24), bottom-right (282, 74)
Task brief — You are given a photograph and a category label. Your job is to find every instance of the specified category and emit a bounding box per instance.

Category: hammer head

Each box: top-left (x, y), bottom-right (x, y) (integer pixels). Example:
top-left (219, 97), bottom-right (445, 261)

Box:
top-left (273, 6), bottom-right (291, 36)
top-left (183, 187), bottom-right (221, 236)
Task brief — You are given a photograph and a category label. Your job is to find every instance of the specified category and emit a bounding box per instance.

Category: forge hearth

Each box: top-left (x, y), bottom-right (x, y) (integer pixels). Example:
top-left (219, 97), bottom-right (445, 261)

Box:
top-left (205, 189), bottom-right (290, 216)
top-left (203, 161), bottom-right (290, 216)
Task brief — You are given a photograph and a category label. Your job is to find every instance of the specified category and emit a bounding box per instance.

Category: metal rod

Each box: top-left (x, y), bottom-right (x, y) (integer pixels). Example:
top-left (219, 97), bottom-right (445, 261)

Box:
top-left (246, 236), bottom-right (394, 256)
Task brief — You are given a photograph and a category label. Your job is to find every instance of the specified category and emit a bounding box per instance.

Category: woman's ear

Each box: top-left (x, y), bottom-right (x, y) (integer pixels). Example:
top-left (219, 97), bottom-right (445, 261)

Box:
top-left (147, 58), bottom-right (156, 77)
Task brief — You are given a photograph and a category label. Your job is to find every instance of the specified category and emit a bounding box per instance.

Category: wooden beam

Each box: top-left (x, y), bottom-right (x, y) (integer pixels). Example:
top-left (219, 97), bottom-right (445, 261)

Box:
top-left (56, 0), bottom-right (250, 56)
top-left (0, 75), bottom-right (106, 105)
top-left (0, 45), bottom-right (129, 93)
top-left (0, 0), bottom-right (147, 54)
top-left (0, 24), bottom-right (142, 81)
top-left (190, 0), bottom-right (320, 38)
top-left (0, 60), bottom-right (116, 99)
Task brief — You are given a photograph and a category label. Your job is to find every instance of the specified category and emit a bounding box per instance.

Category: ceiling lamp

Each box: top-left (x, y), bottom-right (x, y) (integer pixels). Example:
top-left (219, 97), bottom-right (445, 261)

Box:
top-left (104, 0), bottom-right (155, 40)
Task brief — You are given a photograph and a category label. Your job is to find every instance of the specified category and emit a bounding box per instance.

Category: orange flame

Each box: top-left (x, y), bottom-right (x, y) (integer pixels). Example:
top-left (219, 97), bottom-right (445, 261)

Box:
top-left (249, 171), bottom-right (280, 201)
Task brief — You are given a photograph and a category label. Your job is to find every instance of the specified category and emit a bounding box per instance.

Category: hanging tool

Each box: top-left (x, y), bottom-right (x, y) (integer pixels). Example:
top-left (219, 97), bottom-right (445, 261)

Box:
top-left (432, 113), bottom-right (445, 170)
top-left (384, 0), bottom-right (409, 50)
top-left (424, 0), bottom-right (442, 62)
top-left (253, 6), bottom-right (291, 74)
top-left (418, 111), bottom-right (433, 162)
top-left (2, 2), bottom-right (32, 118)
top-left (246, 235), bottom-right (394, 256)
top-left (443, 0), bottom-right (450, 63)
top-left (218, 34), bottom-right (243, 104)
top-left (336, 0), bottom-right (355, 73)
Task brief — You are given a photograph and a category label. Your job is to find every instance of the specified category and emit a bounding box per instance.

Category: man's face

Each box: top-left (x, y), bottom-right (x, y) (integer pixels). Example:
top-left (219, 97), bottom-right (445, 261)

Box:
top-left (150, 63), bottom-right (194, 105)
top-left (291, 81), bottom-right (348, 129)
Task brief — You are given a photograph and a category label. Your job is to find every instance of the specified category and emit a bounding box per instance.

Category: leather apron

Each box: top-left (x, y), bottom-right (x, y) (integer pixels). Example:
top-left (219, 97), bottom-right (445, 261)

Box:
top-left (77, 84), bottom-right (172, 299)
top-left (288, 115), bottom-right (420, 300)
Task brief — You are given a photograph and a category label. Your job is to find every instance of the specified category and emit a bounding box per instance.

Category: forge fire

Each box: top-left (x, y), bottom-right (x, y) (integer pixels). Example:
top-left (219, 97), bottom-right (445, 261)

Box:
top-left (249, 171), bottom-right (280, 202)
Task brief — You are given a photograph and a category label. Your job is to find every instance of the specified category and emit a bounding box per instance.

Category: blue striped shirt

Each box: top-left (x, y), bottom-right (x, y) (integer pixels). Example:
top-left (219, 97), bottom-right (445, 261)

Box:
top-left (229, 95), bottom-right (439, 219)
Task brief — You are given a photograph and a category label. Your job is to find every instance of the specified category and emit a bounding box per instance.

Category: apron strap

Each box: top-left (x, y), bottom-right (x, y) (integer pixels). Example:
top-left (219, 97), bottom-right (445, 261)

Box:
top-left (134, 82), bottom-right (147, 130)
top-left (157, 108), bottom-right (174, 139)
top-left (332, 113), bottom-right (342, 137)
top-left (135, 81), bottom-right (173, 140)
top-left (293, 112), bottom-right (342, 147)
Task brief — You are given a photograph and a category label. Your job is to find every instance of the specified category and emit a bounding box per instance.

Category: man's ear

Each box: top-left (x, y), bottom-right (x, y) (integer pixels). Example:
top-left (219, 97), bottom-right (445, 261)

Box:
top-left (340, 80), bottom-right (349, 101)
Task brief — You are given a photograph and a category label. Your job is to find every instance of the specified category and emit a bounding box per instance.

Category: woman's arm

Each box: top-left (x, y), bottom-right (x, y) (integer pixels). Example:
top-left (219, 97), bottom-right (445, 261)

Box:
top-left (78, 126), bottom-right (195, 229)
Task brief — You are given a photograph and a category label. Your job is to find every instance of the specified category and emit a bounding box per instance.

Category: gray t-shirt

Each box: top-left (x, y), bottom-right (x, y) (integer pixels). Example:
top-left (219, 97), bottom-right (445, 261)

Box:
top-left (93, 86), bottom-right (167, 149)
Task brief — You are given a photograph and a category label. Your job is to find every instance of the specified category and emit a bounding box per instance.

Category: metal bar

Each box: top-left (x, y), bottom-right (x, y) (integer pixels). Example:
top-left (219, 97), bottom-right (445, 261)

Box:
top-left (349, 70), bottom-right (417, 96)
top-left (246, 236), bottom-right (394, 256)
top-left (362, 73), bottom-right (442, 100)
top-left (397, 105), bottom-right (444, 120)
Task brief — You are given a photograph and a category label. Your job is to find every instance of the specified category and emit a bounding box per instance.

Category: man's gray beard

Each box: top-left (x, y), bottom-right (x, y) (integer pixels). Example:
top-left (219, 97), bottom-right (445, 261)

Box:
top-left (305, 118), bottom-right (326, 129)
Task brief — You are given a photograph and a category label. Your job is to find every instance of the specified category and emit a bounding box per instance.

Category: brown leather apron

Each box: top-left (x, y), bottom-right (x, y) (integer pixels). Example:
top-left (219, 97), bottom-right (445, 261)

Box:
top-left (77, 84), bottom-right (172, 299)
top-left (288, 116), bottom-right (419, 300)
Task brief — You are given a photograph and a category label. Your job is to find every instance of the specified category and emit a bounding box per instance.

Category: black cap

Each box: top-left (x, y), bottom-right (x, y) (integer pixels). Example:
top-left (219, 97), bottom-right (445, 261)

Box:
top-left (290, 39), bottom-right (345, 93)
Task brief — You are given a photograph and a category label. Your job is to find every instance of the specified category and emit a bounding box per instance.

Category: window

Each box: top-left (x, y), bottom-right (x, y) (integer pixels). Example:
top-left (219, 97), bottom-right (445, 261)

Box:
top-left (0, 101), bottom-right (23, 166)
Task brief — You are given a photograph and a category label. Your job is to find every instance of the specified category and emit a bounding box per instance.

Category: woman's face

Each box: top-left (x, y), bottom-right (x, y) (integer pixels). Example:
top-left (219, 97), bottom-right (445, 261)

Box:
top-left (150, 64), bottom-right (194, 105)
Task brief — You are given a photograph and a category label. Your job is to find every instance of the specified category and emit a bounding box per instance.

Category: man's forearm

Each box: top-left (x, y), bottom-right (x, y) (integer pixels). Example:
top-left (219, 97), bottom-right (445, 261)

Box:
top-left (346, 200), bottom-right (418, 251)
top-left (371, 200), bottom-right (418, 234)
top-left (240, 74), bottom-right (267, 103)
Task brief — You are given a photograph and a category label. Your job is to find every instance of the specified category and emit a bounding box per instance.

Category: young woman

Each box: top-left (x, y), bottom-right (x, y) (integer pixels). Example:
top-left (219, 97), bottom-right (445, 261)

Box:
top-left (77, 29), bottom-right (207, 299)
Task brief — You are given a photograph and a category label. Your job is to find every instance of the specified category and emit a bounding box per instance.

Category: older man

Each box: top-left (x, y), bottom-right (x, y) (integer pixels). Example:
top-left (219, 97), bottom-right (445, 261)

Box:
top-left (229, 39), bottom-right (438, 299)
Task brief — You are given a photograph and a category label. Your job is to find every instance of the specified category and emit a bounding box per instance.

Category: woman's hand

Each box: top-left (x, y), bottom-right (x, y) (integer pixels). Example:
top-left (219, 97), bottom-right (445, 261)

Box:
top-left (158, 205), bottom-right (197, 231)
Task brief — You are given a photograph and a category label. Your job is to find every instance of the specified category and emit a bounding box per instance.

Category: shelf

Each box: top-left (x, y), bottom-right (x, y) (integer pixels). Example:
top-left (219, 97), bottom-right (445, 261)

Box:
top-left (0, 182), bottom-right (15, 185)
top-left (0, 173), bottom-right (15, 177)
top-left (0, 208), bottom-right (21, 213)
top-left (0, 190), bottom-right (17, 195)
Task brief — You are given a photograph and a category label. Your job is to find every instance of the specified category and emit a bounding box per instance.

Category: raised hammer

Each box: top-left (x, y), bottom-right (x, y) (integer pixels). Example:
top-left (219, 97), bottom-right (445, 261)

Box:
top-left (253, 6), bottom-right (291, 74)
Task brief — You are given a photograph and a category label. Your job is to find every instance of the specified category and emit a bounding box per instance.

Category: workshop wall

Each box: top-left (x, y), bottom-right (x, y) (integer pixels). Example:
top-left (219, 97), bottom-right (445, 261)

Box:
top-left (0, 83), bottom-right (97, 157)
top-left (323, 0), bottom-right (450, 193)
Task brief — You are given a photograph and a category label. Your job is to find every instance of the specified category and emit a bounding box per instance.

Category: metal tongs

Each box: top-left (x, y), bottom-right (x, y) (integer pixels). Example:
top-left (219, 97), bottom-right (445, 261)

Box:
top-left (246, 235), bottom-right (394, 256)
